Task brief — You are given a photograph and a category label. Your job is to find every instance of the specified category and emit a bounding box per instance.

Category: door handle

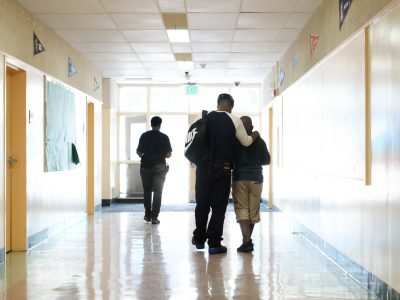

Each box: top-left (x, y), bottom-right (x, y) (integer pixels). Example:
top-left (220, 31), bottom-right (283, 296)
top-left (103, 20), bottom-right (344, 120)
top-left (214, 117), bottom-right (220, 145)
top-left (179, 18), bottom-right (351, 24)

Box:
top-left (7, 156), bottom-right (17, 166)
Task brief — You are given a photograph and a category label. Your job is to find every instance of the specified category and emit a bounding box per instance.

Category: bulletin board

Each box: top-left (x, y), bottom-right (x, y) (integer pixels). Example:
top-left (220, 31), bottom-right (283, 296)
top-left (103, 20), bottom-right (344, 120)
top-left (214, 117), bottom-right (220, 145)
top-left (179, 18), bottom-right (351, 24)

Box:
top-left (45, 80), bottom-right (78, 171)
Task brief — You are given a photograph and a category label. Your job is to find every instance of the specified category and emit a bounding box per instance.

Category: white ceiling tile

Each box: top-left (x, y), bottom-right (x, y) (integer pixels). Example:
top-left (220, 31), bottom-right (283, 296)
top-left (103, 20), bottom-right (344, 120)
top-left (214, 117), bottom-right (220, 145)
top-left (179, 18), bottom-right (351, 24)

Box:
top-left (142, 61), bottom-right (178, 68)
top-left (226, 69), bottom-right (256, 76)
top-left (229, 53), bottom-right (266, 61)
top-left (294, 0), bottom-right (324, 12)
top-left (100, 0), bottom-right (159, 12)
top-left (19, 0), bottom-right (105, 13)
top-left (237, 13), bottom-right (289, 28)
top-left (55, 29), bottom-right (126, 42)
top-left (275, 28), bottom-right (301, 41)
top-left (232, 42), bottom-right (272, 52)
top-left (158, 0), bottom-right (185, 12)
top-left (136, 53), bottom-right (175, 61)
top-left (262, 53), bottom-right (283, 61)
top-left (193, 53), bottom-right (230, 61)
top-left (194, 62), bottom-right (228, 69)
top-left (35, 14), bottom-right (116, 29)
top-left (192, 69), bottom-right (226, 76)
top-left (187, 0), bottom-right (241, 12)
top-left (94, 61), bottom-right (144, 69)
top-left (148, 69), bottom-right (180, 76)
top-left (85, 53), bottom-right (139, 61)
top-left (285, 13), bottom-right (312, 28)
top-left (110, 14), bottom-right (164, 29)
top-left (121, 30), bottom-right (169, 42)
top-left (190, 30), bottom-right (234, 42)
top-left (130, 43), bottom-right (172, 53)
top-left (103, 69), bottom-right (150, 76)
top-left (260, 61), bottom-right (276, 68)
top-left (255, 68), bottom-right (272, 77)
top-left (171, 43), bottom-right (192, 53)
top-left (228, 62), bottom-right (260, 68)
top-left (188, 13), bottom-right (238, 30)
top-left (191, 43), bottom-right (231, 53)
top-left (241, 0), bottom-right (298, 13)
top-left (71, 43), bottom-right (133, 53)
top-left (269, 42), bottom-right (291, 52)
top-left (234, 29), bottom-right (280, 42)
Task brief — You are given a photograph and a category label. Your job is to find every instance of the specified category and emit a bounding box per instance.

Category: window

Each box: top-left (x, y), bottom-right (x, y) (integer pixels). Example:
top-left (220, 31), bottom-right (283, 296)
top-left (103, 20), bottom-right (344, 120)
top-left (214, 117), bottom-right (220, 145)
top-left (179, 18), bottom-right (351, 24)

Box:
top-left (150, 86), bottom-right (187, 112)
top-left (119, 87), bottom-right (147, 112)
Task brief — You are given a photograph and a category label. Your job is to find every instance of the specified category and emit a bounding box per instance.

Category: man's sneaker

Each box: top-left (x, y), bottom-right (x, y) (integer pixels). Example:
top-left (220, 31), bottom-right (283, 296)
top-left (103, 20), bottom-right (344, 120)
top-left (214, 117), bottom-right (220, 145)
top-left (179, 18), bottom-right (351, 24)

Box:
top-left (237, 240), bottom-right (254, 253)
top-left (208, 245), bottom-right (227, 255)
top-left (144, 215), bottom-right (151, 223)
top-left (191, 237), bottom-right (205, 250)
top-left (151, 218), bottom-right (160, 224)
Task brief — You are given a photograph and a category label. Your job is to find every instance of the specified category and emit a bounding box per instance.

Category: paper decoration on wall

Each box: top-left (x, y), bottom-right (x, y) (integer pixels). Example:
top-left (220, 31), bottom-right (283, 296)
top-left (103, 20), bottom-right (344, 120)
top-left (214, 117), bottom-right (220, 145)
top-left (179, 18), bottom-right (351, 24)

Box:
top-left (310, 33), bottom-right (319, 57)
top-left (291, 56), bottom-right (299, 70)
top-left (33, 32), bottom-right (45, 55)
top-left (339, 0), bottom-right (353, 29)
top-left (68, 57), bottom-right (77, 77)
top-left (94, 76), bottom-right (100, 91)
top-left (279, 69), bottom-right (286, 87)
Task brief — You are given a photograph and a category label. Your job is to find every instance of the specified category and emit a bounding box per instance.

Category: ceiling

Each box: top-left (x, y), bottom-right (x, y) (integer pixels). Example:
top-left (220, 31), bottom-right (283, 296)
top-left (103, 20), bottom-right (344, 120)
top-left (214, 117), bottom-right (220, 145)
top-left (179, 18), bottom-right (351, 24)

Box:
top-left (18, 0), bottom-right (323, 84)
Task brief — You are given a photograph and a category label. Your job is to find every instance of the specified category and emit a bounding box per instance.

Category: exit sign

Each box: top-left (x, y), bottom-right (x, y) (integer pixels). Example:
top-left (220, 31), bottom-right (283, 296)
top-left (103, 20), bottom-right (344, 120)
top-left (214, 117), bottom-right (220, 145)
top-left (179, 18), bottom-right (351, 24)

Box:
top-left (186, 85), bottom-right (198, 95)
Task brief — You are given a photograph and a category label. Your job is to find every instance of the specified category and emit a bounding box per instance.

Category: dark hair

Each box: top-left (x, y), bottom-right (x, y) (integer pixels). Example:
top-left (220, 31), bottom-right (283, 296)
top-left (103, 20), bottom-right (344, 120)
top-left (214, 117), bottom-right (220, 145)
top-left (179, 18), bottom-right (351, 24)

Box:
top-left (151, 116), bottom-right (162, 127)
top-left (217, 93), bottom-right (234, 106)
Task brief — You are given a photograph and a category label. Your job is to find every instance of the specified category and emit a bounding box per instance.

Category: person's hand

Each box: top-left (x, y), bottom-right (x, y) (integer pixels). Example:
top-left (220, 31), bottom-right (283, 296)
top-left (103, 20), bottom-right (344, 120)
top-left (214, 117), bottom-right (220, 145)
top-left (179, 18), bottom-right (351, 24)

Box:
top-left (250, 131), bottom-right (260, 140)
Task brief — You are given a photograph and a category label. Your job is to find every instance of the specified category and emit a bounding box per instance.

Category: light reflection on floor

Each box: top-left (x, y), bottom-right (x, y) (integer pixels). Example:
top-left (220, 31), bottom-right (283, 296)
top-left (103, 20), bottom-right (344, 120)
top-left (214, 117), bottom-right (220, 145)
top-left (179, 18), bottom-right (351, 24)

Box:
top-left (1, 212), bottom-right (377, 299)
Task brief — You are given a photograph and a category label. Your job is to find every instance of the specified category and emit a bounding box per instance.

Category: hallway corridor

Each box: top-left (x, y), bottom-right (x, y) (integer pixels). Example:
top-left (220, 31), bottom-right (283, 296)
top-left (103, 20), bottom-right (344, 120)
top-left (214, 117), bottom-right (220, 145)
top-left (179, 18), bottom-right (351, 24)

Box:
top-left (1, 211), bottom-right (376, 299)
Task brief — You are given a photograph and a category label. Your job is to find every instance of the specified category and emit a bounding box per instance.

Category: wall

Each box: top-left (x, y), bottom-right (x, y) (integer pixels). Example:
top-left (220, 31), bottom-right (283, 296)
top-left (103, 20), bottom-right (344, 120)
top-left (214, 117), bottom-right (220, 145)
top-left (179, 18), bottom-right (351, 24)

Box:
top-left (274, 3), bottom-right (400, 293)
top-left (0, 0), bottom-right (104, 247)
top-left (26, 69), bottom-right (87, 238)
top-left (0, 55), bottom-right (4, 252)
top-left (0, 0), bottom-right (102, 99)
top-left (264, 0), bottom-right (394, 105)
top-left (102, 79), bottom-right (118, 201)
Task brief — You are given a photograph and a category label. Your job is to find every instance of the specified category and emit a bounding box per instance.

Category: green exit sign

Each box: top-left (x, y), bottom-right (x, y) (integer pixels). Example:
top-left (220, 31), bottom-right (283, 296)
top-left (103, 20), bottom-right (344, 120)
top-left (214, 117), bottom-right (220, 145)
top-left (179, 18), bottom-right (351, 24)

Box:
top-left (186, 85), bottom-right (198, 95)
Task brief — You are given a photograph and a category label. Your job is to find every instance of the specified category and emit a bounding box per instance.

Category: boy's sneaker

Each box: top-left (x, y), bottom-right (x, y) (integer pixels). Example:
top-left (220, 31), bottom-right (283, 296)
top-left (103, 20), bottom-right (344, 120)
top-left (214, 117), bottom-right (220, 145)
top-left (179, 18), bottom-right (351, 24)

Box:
top-left (151, 218), bottom-right (160, 224)
top-left (208, 245), bottom-right (227, 255)
top-left (237, 240), bottom-right (254, 253)
top-left (191, 237), bottom-right (205, 250)
top-left (144, 215), bottom-right (151, 223)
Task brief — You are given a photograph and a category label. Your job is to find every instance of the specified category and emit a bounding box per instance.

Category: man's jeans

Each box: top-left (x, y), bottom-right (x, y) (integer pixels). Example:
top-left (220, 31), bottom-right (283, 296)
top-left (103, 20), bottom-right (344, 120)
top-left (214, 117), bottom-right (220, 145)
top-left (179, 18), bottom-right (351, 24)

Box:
top-left (140, 164), bottom-right (168, 219)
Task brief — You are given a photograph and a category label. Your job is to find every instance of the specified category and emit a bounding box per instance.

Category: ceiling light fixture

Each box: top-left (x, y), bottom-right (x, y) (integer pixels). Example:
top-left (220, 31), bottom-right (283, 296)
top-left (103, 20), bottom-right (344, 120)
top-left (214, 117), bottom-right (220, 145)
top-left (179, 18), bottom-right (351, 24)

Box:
top-left (166, 29), bottom-right (190, 43)
top-left (177, 61), bottom-right (194, 70)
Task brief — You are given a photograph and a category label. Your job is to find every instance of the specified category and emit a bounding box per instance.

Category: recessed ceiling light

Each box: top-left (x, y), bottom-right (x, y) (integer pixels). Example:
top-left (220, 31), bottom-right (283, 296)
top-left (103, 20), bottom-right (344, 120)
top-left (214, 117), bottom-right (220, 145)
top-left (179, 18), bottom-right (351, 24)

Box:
top-left (167, 29), bottom-right (190, 43)
top-left (177, 61), bottom-right (194, 69)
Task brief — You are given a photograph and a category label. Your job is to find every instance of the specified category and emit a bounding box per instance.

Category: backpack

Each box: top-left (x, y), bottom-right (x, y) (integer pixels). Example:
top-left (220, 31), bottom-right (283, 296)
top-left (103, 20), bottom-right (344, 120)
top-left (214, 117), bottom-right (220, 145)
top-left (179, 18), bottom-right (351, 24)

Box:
top-left (184, 110), bottom-right (211, 165)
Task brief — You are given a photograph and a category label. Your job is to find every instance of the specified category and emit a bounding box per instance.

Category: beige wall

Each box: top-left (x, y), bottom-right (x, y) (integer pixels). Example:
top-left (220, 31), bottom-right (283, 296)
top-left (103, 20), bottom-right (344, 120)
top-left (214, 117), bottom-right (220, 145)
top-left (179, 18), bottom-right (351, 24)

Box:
top-left (102, 79), bottom-right (118, 200)
top-left (264, 0), bottom-right (393, 103)
top-left (274, 3), bottom-right (400, 292)
top-left (0, 55), bottom-right (4, 250)
top-left (0, 0), bottom-right (102, 100)
top-left (26, 69), bottom-right (87, 237)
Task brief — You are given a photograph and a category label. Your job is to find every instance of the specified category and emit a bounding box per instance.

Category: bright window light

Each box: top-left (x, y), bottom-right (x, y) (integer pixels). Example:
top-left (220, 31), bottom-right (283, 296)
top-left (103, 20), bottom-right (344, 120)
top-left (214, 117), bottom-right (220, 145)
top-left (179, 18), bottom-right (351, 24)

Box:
top-left (177, 61), bottom-right (194, 69)
top-left (167, 29), bottom-right (190, 43)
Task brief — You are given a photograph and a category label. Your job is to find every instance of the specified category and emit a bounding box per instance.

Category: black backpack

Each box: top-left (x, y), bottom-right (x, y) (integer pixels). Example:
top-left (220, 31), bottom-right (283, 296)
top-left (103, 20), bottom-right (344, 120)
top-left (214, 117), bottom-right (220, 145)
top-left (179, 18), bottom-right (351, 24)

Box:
top-left (184, 110), bottom-right (211, 165)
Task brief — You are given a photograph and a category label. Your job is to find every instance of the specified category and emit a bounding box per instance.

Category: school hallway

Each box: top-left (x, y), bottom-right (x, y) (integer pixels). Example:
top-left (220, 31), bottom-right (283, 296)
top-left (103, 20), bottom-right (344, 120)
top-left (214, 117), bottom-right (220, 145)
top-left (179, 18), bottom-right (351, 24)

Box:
top-left (2, 207), bottom-right (376, 299)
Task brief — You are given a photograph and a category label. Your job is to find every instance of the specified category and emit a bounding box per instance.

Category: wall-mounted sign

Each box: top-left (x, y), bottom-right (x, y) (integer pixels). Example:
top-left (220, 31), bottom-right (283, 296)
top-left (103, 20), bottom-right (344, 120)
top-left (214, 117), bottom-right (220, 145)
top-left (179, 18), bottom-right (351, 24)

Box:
top-left (339, 0), bottom-right (353, 30)
top-left (68, 57), bottom-right (77, 77)
top-left (186, 84), bottom-right (198, 95)
top-left (279, 69), bottom-right (286, 87)
top-left (33, 32), bottom-right (45, 55)
top-left (310, 33), bottom-right (319, 57)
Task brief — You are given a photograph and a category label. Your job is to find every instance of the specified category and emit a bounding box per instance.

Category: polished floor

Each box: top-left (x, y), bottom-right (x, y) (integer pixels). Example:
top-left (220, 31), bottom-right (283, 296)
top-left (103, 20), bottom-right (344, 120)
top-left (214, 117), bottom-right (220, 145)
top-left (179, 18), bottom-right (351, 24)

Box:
top-left (1, 211), bottom-right (377, 299)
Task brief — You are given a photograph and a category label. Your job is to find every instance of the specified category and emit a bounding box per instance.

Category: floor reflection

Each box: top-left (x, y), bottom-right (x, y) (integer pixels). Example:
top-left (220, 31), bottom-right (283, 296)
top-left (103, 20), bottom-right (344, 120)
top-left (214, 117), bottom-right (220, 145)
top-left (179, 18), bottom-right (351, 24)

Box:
top-left (0, 212), bottom-right (377, 299)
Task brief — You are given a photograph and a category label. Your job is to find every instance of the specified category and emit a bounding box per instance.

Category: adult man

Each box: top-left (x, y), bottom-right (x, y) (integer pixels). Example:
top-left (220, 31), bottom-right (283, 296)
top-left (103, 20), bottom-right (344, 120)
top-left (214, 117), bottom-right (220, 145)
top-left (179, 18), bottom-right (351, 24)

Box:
top-left (232, 116), bottom-right (270, 252)
top-left (192, 93), bottom-right (260, 254)
top-left (137, 116), bottom-right (172, 224)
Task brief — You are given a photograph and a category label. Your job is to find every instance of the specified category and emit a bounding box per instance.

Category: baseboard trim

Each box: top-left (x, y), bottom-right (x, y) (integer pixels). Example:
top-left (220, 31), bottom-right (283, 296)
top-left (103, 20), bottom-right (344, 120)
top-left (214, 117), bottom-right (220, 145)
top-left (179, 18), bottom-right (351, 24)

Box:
top-left (296, 222), bottom-right (400, 300)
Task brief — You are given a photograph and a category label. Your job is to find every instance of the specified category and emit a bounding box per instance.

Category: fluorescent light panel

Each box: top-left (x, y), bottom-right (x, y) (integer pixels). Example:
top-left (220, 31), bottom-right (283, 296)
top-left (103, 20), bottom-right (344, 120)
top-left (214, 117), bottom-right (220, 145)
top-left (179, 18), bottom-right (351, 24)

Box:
top-left (167, 29), bottom-right (190, 43)
top-left (177, 61), bottom-right (194, 69)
